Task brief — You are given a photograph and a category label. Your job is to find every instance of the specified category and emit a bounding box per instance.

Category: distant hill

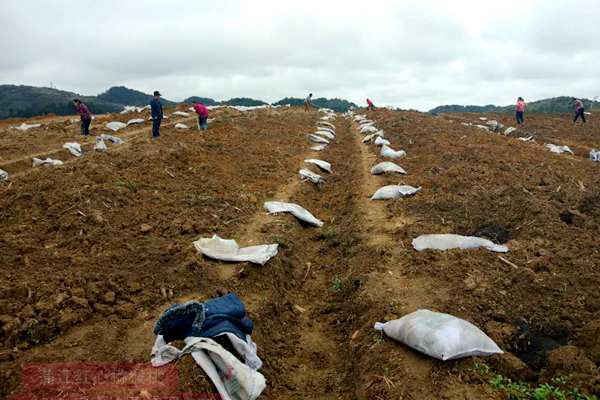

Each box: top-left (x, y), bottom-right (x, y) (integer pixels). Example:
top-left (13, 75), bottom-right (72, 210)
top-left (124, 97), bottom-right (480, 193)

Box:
top-left (97, 86), bottom-right (175, 107)
top-left (183, 96), bottom-right (218, 106)
top-left (272, 97), bottom-right (357, 112)
top-left (430, 96), bottom-right (600, 114)
top-left (222, 97), bottom-right (267, 107)
top-left (0, 85), bottom-right (123, 119)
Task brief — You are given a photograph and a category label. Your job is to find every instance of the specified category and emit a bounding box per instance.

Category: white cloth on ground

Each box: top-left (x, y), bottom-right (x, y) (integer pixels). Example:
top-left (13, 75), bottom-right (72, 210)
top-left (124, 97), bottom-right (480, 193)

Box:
top-left (370, 161), bottom-right (406, 175)
top-left (193, 235), bottom-right (278, 265)
top-left (94, 137), bottom-right (108, 152)
top-left (304, 159), bottom-right (332, 173)
top-left (380, 145), bottom-right (406, 159)
top-left (105, 121), bottom-right (127, 131)
top-left (371, 185), bottom-right (421, 200)
top-left (32, 157), bottom-right (64, 167)
top-left (63, 142), bottom-right (82, 157)
top-left (151, 335), bottom-right (265, 400)
top-left (264, 201), bottom-right (324, 227)
top-left (100, 134), bottom-right (124, 144)
top-left (412, 234), bottom-right (508, 253)
top-left (299, 169), bottom-right (325, 185)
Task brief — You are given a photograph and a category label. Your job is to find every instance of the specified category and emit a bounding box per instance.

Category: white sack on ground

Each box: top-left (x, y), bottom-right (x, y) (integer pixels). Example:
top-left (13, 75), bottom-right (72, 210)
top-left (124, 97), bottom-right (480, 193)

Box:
top-left (381, 145), bottom-right (406, 159)
top-left (374, 137), bottom-right (390, 146)
top-left (127, 118), bottom-right (145, 126)
top-left (518, 136), bottom-right (533, 142)
top-left (412, 234), bottom-right (508, 253)
top-left (193, 234), bottom-right (278, 265)
top-left (371, 162), bottom-right (407, 175)
top-left (172, 111), bottom-right (190, 117)
top-left (314, 130), bottom-right (335, 140)
top-left (304, 159), bottom-right (332, 173)
top-left (590, 149), bottom-right (600, 162)
top-left (94, 137), bottom-right (108, 152)
top-left (106, 121), bottom-right (127, 132)
top-left (479, 117), bottom-right (488, 121)
top-left (504, 127), bottom-right (517, 135)
top-left (264, 201), bottom-right (324, 227)
top-left (32, 157), bottom-right (63, 167)
top-left (100, 134), bottom-right (124, 144)
top-left (374, 309), bottom-right (503, 361)
top-left (310, 144), bottom-right (327, 151)
top-left (316, 126), bottom-right (335, 135)
top-left (371, 185), bottom-right (421, 200)
top-left (318, 121), bottom-right (335, 129)
top-left (0, 169), bottom-right (8, 180)
top-left (308, 134), bottom-right (330, 144)
top-left (360, 125), bottom-right (378, 134)
top-left (299, 169), bottom-right (325, 185)
top-left (13, 123), bottom-right (41, 131)
top-left (175, 123), bottom-right (189, 129)
top-left (63, 142), bottom-right (82, 157)
top-left (545, 143), bottom-right (573, 154)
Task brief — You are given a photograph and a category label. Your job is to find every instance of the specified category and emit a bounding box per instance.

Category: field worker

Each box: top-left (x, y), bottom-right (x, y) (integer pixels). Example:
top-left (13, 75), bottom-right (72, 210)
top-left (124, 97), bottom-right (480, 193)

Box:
top-left (73, 99), bottom-right (92, 136)
top-left (515, 97), bottom-right (526, 126)
top-left (367, 98), bottom-right (375, 111)
top-left (150, 91), bottom-right (164, 139)
top-left (193, 100), bottom-right (209, 130)
top-left (304, 93), bottom-right (313, 112)
top-left (573, 98), bottom-right (586, 124)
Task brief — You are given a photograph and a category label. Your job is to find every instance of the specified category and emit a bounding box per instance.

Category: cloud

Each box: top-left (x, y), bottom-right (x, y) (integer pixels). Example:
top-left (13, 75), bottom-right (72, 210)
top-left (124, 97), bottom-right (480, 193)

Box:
top-left (1, 0), bottom-right (599, 110)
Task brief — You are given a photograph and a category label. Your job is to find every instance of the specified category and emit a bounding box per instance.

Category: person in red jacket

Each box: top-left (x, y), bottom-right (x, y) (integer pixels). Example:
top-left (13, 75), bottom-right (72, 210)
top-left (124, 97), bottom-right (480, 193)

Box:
top-left (366, 98), bottom-right (375, 111)
top-left (73, 99), bottom-right (92, 136)
top-left (193, 101), bottom-right (209, 130)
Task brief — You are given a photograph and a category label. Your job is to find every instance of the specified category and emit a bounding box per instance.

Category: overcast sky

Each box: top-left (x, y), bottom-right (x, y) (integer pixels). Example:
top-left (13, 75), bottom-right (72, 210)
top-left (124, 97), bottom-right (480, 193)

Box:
top-left (2, 0), bottom-right (599, 110)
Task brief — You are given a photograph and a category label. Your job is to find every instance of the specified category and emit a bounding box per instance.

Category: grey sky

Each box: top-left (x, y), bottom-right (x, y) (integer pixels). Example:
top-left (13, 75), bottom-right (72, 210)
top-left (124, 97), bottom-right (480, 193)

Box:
top-left (1, 0), bottom-right (599, 110)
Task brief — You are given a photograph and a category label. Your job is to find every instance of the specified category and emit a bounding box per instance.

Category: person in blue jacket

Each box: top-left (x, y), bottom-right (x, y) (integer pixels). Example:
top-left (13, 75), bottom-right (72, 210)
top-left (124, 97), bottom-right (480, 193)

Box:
top-left (150, 91), bottom-right (164, 139)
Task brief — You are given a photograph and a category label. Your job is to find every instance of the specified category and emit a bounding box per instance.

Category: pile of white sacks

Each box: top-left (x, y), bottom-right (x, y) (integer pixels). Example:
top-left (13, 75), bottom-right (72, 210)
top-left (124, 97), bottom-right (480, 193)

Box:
top-left (346, 110), bottom-right (506, 363)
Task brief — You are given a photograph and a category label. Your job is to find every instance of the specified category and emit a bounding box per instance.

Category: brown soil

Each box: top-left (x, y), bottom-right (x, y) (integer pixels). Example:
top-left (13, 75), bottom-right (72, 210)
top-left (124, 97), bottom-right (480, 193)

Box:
top-left (1, 106), bottom-right (599, 399)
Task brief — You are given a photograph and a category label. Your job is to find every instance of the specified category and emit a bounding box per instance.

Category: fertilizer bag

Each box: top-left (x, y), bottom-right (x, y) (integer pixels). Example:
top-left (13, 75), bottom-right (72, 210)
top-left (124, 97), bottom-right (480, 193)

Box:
top-left (374, 309), bottom-right (502, 361)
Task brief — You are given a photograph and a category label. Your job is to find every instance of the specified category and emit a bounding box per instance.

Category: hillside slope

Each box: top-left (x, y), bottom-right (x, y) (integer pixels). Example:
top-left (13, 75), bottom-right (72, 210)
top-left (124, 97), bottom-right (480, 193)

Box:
top-left (430, 96), bottom-right (600, 114)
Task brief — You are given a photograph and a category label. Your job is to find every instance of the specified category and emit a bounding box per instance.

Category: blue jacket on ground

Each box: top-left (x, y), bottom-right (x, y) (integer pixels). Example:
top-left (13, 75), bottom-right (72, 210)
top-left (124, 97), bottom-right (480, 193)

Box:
top-left (153, 293), bottom-right (253, 343)
top-left (150, 98), bottom-right (163, 120)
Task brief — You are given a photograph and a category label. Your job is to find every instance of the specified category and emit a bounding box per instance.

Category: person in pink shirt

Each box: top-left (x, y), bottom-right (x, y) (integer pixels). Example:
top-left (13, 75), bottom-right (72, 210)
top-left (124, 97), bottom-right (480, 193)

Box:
top-left (515, 97), bottom-right (526, 127)
top-left (193, 101), bottom-right (209, 130)
top-left (366, 98), bottom-right (375, 111)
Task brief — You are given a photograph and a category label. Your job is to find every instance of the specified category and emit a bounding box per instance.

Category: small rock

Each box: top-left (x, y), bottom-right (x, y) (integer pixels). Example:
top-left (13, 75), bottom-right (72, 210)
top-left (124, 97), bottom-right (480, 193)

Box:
top-left (546, 345), bottom-right (596, 374)
top-left (140, 224), bottom-right (153, 233)
top-left (102, 291), bottom-right (116, 304)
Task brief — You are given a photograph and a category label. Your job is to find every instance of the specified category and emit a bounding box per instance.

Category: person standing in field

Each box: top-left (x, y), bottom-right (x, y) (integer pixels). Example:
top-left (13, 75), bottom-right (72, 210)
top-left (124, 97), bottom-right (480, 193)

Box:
top-left (573, 98), bottom-right (586, 124)
top-left (366, 98), bottom-right (375, 111)
top-left (304, 93), bottom-right (313, 112)
top-left (193, 100), bottom-right (209, 130)
top-left (73, 99), bottom-right (92, 136)
top-left (515, 97), bottom-right (526, 127)
top-left (150, 91), bottom-right (164, 139)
